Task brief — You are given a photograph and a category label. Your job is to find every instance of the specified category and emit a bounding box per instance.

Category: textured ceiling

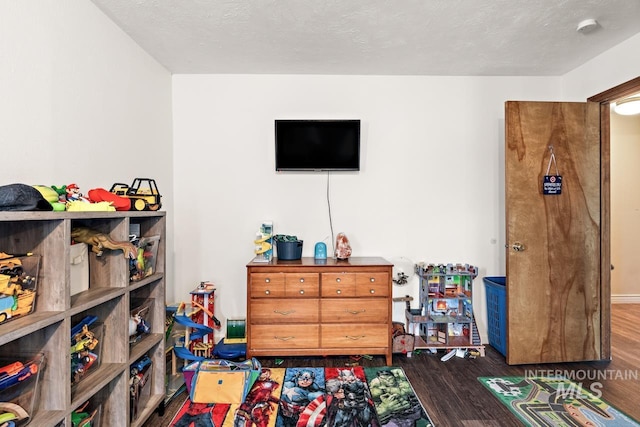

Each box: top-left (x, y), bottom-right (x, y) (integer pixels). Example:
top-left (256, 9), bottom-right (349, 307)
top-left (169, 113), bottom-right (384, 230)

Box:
top-left (90, 0), bottom-right (640, 76)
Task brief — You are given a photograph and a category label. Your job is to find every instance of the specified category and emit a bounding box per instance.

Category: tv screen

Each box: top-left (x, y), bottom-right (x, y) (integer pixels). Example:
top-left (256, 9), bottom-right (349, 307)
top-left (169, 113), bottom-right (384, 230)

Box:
top-left (275, 119), bottom-right (360, 171)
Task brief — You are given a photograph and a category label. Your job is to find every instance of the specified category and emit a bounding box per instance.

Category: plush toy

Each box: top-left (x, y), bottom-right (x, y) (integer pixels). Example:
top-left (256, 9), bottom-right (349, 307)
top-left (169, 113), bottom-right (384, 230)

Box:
top-left (66, 183), bottom-right (90, 203)
top-left (32, 185), bottom-right (65, 211)
top-left (51, 185), bottom-right (67, 202)
top-left (87, 188), bottom-right (131, 211)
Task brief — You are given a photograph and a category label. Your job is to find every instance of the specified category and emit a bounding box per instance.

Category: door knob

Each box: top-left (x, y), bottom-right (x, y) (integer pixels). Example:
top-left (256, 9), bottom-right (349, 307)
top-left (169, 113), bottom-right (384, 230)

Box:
top-left (511, 242), bottom-right (525, 252)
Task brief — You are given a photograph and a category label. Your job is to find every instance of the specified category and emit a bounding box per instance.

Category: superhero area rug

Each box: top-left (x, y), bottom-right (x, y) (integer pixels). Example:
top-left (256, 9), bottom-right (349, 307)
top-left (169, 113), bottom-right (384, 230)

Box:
top-left (478, 376), bottom-right (640, 427)
top-left (170, 366), bottom-right (434, 427)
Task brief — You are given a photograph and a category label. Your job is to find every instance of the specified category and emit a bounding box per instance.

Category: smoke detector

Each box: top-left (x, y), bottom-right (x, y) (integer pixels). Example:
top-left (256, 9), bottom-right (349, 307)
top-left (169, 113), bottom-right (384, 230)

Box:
top-left (577, 19), bottom-right (598, 33)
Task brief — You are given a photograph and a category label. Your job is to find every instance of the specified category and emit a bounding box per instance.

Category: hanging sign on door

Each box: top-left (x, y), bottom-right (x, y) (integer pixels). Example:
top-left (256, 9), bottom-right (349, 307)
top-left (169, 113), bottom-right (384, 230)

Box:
top-left (542, 146), bottom-right (562, 195)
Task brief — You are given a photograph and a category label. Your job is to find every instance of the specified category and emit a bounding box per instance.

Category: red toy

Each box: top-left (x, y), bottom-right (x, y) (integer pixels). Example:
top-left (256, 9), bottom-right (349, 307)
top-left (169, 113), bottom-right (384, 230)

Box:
top-left (188, 282), bottom-right (219, 358)
top-left (87, 188), bottom-right (131, 211)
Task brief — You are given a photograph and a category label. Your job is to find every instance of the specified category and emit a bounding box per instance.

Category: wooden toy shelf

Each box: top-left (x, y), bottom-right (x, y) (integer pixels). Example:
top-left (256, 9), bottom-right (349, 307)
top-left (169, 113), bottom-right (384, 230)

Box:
top-left (0, 211), bottom-right (166, 427)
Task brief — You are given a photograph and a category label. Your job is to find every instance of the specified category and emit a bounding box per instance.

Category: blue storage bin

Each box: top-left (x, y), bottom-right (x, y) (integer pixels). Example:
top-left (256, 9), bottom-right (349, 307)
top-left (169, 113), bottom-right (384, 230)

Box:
top-left (483, 276), bottom-right (506, 356)
top-left (276, 240), bottom-right (303, 260)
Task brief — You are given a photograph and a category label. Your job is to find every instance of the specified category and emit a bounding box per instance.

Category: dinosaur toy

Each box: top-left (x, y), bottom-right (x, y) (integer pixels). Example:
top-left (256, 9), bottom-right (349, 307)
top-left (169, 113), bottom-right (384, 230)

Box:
top-left (71, 227), bottom-right (137, 259)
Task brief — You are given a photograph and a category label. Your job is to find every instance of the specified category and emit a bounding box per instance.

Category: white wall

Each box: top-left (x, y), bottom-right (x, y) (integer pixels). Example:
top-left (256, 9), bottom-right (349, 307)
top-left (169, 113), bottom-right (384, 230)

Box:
top-left (172, 74), bottom-right (563, 340)
top-left (172, 29), bottom-right (640, 340)
top-left (561, 32), bottom-right (640, 99)
top-left (0, 0), bottom-right (174, 291)
top-left (0, 0), bottom-right (173, 207)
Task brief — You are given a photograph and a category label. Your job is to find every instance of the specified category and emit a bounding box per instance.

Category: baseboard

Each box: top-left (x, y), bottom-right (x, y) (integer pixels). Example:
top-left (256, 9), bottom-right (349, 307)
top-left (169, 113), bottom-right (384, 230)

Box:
top-left (611, 294), bottom-right (640, 304)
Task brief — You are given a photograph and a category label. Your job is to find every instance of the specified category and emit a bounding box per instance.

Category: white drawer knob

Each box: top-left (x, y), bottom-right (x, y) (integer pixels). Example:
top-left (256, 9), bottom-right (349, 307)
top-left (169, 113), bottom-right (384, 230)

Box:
top-left (369, 289), bottom-right (375, 294)
top-left (265, 278), bottom-right (270, 283)
top-left (299, 278), bottom-right (305, 283)
top-left (336, 289), bottom-right (342, 294)
top-left (299, 289), bottom-right (305, 295)
top-left (265, 290), bottom-right (270, 295)
top-left (336, 278), bottom-right (341, 283)
top-left (370, 277), bottom-right (375, 282)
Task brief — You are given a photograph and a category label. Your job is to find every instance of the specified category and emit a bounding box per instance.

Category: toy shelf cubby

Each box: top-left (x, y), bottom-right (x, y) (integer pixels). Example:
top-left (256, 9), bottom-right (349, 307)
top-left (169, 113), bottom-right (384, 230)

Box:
top-left (0, 210), bottom-right (165, 427)
top-left (406, 263), bottom-right (485, 356)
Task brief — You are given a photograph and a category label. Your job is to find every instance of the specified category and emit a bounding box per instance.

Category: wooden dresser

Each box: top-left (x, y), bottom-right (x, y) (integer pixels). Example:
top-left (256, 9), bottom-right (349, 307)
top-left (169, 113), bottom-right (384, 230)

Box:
top-left (246, 257), bottom-right (393, 365)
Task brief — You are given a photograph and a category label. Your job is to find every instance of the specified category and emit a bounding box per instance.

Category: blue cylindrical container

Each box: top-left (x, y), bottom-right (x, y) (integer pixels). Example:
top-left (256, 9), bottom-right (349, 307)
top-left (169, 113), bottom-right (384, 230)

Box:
top-left (276, 240), bottom-right (303, 260)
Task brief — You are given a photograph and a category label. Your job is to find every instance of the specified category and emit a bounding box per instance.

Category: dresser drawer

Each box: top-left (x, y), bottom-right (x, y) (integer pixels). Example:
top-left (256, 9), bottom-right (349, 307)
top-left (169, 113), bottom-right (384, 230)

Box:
top-left (321, 272), bottom-right (356, 297)
top-left (285, 273), bottom-right (320, 297)
top-left (250, 273), bottom-right (285, 298)
top-left (355, 272), bottom-right (389, 297)
top-left (250, 298), bottom-right (319, 324)
top-left (320, 298), bottom-right (388, 323)
top-left (321, 324), bottom-right (389, 348)
top-left (250, 324), bottom-right (319, 349)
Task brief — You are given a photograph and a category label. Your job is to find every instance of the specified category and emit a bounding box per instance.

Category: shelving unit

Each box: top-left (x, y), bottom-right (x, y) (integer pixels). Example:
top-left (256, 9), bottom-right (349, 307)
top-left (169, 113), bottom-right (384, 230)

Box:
top-left (0, 211), bottom-right (166, 427)
top-left (406, 263), bottom-right (484, 356)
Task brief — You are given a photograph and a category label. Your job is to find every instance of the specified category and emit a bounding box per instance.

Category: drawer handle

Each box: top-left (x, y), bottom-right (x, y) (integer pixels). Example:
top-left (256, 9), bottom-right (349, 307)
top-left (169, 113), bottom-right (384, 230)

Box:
top-left (265, 290), bottom-right (271, 295)
top-left (346, 309), bottom-right (366, 315)
top-left (265, 278), bottom-right (271, 283)
top-left (336, 278), bottom-right (341, 283)
top-left (274, 309), bottom-right (296, 316)
top-left (369, 289), bottom-right (375, 294)
top-left (370, 277), bottom-right (375, 282)
top-left (336, 289), bottom-right (342, 295)
top-left (299, 289), bottom-right (305, 295)
top-left (345, 335), bottom-right (366, 341)
top-left (299, 278), bottom-right (305, 283)
top-left (275, 336), bottom-right (295, 341)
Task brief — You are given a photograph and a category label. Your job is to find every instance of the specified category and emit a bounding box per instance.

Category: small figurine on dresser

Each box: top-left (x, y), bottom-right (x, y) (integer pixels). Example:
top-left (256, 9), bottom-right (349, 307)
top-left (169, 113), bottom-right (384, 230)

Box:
top-left (334, 232), bottom-right (352, 260)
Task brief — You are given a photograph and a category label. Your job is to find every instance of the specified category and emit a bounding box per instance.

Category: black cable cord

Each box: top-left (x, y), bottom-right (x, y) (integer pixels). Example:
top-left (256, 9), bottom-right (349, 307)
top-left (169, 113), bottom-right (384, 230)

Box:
top-left (327, 171), bottom-right (335, 256)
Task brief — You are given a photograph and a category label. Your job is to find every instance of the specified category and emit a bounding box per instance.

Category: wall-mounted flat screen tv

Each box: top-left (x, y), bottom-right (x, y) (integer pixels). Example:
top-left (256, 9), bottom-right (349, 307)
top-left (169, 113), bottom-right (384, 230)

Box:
top-left (275, 119), bottom-right (360, 171)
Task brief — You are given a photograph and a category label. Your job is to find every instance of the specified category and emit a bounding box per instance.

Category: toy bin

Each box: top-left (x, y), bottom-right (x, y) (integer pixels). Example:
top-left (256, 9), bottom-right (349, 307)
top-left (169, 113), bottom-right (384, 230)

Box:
top-left (70, 243), bottom-right (89, 296)
top-left (130, 235), bottom-right (160, 282)
top-left (71, 399), bottom-right (102, 427)
top-left (71, 321), bottom-right (104, 387)
top-left (0, 352), bottom-right (45, 426)
top-left (130, 355), bottom-right (152, 423)
top-left (129, 299), bottom-right (153, 346)
top-left (483, 276), bottom-right (507, 356)
top-left (275, 240), bottom-right (303, 260)
top-left (182, 358), bottom-right (261, 404)
top-left (0, 254), bottom-right (40, 325)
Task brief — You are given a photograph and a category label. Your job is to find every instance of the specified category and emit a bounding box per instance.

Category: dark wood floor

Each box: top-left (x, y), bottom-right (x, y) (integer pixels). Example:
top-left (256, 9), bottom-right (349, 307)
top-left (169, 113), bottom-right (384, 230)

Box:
top-left (144, 304), bottom-right (640, 427)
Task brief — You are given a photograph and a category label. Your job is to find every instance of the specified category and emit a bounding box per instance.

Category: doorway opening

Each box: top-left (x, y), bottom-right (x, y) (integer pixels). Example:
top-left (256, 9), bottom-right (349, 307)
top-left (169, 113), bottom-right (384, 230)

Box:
top-left (610, 95), bottom-right (640, 304)
top-left (588, 76), bottom-right (640, 360)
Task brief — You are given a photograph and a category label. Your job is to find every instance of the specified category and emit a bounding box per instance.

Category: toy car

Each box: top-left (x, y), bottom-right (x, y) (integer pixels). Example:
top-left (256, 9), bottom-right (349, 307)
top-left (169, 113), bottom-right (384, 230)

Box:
top-left (71, 352), bottom-right (98, 384)
top-left (110, 178), bottom-right (162, 211)
top-left (130, 355), bottom-right (151, 376)
top-left (71, 326), bottom-right (99, 353)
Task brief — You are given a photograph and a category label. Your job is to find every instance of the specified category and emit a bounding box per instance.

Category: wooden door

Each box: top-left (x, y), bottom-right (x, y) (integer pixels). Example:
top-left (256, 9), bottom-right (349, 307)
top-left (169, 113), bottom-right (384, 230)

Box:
top-left (505, 101), bottom-right (601, 365)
